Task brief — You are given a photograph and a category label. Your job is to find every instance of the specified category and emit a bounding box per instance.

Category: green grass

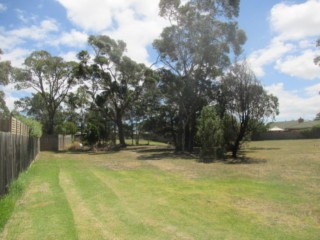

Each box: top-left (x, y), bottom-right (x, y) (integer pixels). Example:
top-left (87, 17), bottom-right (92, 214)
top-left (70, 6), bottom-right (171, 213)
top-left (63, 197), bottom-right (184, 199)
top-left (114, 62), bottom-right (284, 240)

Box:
top-left (0, 174), bottom-right (26, 230)
top-left (117, 138), bottom-right (169, 146)
top-left (1, 140), bottom-right (320, 239)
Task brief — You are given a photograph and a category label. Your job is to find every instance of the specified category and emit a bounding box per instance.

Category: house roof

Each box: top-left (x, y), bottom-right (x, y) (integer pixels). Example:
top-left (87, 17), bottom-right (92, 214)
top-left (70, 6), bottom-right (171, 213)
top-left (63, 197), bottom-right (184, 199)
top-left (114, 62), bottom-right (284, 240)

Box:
top-left (268, 120), bottom-right (320, 130)
top-left (269, 126), bottom-right (285, 131)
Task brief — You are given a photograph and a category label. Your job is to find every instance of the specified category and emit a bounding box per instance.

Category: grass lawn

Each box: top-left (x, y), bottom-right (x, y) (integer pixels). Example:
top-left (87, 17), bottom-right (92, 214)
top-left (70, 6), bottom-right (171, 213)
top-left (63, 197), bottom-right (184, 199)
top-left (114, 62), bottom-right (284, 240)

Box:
top-left (0, 139), bottom-right (320, 239)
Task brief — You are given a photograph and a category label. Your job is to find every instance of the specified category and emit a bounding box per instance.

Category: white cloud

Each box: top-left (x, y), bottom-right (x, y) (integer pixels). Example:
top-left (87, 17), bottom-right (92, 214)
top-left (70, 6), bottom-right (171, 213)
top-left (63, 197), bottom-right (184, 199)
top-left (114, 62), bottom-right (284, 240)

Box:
top-left (248, 0), bottom-right (320, 80)
top-left (276, 50), bottom-right (320, 80)
top-left (59, 51), bottom-right (78, 62)
top-left (248, 39), bottom-right (294, 77)
top-left (266, 83), bottom-right (320, 121)
top-left (0, 19), bottom-right (60, 67)
top-left (0, 3), bottom-right (7, 12)
top-left (0, 30), bottom-right (24, 51)
top-left (305, 83), bottom-right (320, 97)
top-left (51, 29), bottom-right (88, 48)
top-left (270, 0), bottom-right (320, 41)
top-left (9, 19), bottom-right (59, 41)
top-left (56, 0), bottom-right (114, 32)
top-left (1, 48), bottom-right (31, 67)
top-left (0, 84), bottom-right (34, 111)
top-left (56, 0), bottom-right (168, 64)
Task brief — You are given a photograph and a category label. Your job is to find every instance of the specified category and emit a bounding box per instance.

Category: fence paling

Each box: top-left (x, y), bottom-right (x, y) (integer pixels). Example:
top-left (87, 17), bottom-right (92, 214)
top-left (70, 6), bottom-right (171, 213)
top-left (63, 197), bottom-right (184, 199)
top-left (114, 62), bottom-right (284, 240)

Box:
top-left (0, 132), bottom-right (39, 196)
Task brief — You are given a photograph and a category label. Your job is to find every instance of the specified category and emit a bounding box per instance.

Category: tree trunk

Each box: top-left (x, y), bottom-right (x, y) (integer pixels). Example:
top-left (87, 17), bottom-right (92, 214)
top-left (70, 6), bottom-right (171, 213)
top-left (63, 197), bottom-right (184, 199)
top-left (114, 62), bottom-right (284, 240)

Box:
top-left (47, 111), bottom-right (55, 135)
top-left (116, 112), bottom-right (126, 147)
top-left (184, 121), bottom-right (190, 151)
top-left (232, 120), bottom-right (248, 158)
top-left (189, 114), bottom-right (197, 152)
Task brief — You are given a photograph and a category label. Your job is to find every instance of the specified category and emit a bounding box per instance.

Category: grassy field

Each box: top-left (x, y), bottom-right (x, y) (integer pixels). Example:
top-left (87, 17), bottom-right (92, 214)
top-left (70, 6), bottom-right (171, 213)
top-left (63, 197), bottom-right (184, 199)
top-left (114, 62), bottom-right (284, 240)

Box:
top-left (0, 139), bottom-right (319, 239)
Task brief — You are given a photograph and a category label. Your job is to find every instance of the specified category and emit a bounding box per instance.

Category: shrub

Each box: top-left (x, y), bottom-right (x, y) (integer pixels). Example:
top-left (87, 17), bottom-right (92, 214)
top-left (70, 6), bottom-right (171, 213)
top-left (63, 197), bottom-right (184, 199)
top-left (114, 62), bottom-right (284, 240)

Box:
top-left (15, 115), bottom-right (42, 138)
top-left (197, 106), bottom-right (225, 162)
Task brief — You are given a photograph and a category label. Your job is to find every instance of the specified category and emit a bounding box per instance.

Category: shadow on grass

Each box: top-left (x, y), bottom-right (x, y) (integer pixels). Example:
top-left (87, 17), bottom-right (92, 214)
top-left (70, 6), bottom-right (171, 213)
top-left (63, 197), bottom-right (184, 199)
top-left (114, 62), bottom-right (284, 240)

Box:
top-left (245, 147), bottom-right (280, 151)
top-left (137, 149), bottom-right (197, 161)
top-left (61, 146), bottom-right (267, 165)
top-left (224, 157), bottom-right (267, 164)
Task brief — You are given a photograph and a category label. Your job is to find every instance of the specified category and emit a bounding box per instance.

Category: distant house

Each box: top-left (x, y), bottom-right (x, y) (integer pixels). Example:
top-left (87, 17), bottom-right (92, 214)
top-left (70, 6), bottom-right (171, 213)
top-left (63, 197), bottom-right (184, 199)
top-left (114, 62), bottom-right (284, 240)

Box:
top-left (254, 119), bottom-right (320, 140)
top-left (268, 120), bottom-right (320, 132)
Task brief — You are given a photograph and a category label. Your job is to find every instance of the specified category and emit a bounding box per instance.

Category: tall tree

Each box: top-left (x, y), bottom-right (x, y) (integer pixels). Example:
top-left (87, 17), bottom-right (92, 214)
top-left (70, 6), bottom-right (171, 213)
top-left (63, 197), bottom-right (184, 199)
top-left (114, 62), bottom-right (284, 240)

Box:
top-left (13, 51), bottom-right (77, 134)
top-left (154, 0), bottom-right (246, 152)
top-left (14, 92), bottom-right (65, 133)
top-left (221, 61), bottom-right (279, 158)
top-left (0, 49), bottom-right (11, 117)
top-left (81, 35), bottom-right (149, 147)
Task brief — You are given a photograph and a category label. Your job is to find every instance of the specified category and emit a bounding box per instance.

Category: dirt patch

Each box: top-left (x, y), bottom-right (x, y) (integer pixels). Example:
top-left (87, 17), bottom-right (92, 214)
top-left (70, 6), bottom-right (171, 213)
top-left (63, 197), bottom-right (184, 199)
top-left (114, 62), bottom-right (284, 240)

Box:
top-left (233, 198), bottom-right (309, 229)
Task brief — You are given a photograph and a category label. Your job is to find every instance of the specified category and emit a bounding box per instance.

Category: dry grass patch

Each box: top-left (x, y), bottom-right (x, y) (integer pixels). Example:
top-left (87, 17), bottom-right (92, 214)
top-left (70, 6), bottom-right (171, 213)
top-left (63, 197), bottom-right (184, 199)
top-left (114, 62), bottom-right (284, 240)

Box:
top-left (1, 140), bottom-right (320, 239)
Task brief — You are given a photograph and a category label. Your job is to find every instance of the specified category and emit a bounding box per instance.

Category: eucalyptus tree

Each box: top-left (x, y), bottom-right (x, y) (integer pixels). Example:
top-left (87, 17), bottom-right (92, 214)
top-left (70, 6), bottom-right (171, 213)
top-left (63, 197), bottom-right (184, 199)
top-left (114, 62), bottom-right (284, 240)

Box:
top-left (0, 91), bottom-right (9, 117)
top-left (81, 35), bottom-right (150, 147)
top-left (14, 92), bottom-right (66, 134)
top-left (64, 85), bottom-right (91, 135)
top-left (153, 0), bottom-right (246, 151)
top-left (13, 51), bottom-right (77, 134)
top-left (221, 61), bottom-right (279, 158)
top-left (0, 49), bottom-right (11, 117)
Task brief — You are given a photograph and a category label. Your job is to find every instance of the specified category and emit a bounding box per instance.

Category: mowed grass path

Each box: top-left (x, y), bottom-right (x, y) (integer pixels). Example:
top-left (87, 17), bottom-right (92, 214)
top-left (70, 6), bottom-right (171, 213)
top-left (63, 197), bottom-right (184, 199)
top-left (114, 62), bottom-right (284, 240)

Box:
top-left (1, 140), bottom-right (320, 239)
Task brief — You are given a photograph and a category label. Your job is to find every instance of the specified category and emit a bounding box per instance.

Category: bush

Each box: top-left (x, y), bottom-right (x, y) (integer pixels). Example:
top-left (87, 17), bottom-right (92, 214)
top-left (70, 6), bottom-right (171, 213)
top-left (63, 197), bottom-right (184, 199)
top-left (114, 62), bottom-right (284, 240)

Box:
top-left (15, 115), bottom-right (42, 138)
top-left (301, 125), bottom-right (320, 139)
top-left (197, 106), bottom-right (225, 162)
top-left (83, 123), bottom-right (100, 146)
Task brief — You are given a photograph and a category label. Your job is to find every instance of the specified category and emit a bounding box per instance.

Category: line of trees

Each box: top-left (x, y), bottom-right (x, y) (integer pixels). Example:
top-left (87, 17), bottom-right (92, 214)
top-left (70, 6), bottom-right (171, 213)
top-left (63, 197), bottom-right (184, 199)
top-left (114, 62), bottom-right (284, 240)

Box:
top-left (1, 0), bottom-right (281, 159)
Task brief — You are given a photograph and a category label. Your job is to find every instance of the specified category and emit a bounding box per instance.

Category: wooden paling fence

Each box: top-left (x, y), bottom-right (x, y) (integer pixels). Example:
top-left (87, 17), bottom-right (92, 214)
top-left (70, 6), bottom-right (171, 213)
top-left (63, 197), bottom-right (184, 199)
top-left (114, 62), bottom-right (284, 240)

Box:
top-left (40, 135), bottom-right (72, 151)
top-left (0, 133), bottom-right (40, 196)
top-left (0, 116), bottom-right (29, 136)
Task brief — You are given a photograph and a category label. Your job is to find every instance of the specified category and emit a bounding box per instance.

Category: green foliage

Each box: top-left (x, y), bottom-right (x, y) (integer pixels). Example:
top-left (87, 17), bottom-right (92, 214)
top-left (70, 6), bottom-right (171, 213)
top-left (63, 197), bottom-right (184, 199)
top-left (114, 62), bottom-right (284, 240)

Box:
top-left (0, 50), bottom-right (11, 117)
top-left (55, 121), bottom-right (78, 135)
top-left (14, 114), bottom-right (43, 138)
top-left (153, 0), bottom-right (246, 152)
top-left (301, 124), bottom-right (320, 139)
top-left (84, 123), bottom-right (100, 146)
top-left (220, 61), bottom-right (279, 158)
top-left (82, 35), bottom-right (150, 147)
top-left (13, 50), bottom-right (78, 134)
top-left (197, 106), bottom-right (224, 162)
top-left (0, 49), bottom-right (12, 85)
top-left (0, 91), bottom-right (10, 117)
top-left (250, 120), bottom-right (269, 141)
top-left (0, 172), bottom-right (26, 230)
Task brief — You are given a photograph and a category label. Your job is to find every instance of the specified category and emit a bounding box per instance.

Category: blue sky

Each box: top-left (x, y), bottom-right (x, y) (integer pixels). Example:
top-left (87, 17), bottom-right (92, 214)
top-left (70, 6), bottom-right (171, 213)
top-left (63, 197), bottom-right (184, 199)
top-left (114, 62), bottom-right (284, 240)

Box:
top-left (0, 0), bottom-right (320, 121)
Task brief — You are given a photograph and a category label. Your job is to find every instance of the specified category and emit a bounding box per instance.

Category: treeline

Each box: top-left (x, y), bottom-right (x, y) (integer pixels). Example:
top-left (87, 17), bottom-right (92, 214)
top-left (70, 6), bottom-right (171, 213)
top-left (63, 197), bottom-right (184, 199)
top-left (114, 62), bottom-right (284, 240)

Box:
top-left (0, 0), bottom-right (280, 159)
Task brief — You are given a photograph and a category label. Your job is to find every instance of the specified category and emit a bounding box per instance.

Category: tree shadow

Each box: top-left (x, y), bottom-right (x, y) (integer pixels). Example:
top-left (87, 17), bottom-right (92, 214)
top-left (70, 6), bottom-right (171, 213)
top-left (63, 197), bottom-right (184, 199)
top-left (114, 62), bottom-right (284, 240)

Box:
top-left (137, 149), bottom-right (197, 161)
top-left (224, 156), bottom-right (267, 164)
top-left (245, 147), bottom-right (280, 151)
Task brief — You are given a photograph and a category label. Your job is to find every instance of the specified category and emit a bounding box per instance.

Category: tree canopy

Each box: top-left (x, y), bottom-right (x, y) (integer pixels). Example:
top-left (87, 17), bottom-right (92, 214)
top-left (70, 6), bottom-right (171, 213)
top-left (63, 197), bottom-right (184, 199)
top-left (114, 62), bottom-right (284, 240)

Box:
top-left (221, 61), bottom-right (279, 158)
top-left (0, 49), bottom-right (11, 117)
top-left (153, 0), bottom-right (246, 152)
top-left (6, 2), bottom-right (282, 160)
top-left (13, 50), bottom-right (78, 134)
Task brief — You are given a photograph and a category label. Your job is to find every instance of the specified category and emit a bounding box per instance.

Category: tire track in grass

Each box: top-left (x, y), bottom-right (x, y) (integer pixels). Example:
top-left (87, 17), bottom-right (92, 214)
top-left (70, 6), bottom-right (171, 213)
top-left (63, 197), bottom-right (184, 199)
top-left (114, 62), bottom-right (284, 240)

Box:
top-left (91, 169), bottom-right (195, 240)
top-left (62, 164), bottom-right (165, 240)
top-left (1, 157), bottom-right (78, 240)
top-left (59, 169), bottom-right (118, 240)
